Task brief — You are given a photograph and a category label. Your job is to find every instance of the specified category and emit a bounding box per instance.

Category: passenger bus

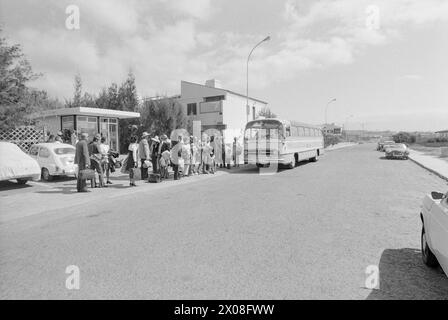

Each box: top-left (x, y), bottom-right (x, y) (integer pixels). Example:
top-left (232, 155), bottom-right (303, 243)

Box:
top-left (244, 118), bottom-right (324, 169)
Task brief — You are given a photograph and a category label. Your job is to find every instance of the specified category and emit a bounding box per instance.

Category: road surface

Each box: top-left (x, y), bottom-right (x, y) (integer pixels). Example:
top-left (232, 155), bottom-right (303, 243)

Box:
top-left (1, 143), bottom-right (447, 299)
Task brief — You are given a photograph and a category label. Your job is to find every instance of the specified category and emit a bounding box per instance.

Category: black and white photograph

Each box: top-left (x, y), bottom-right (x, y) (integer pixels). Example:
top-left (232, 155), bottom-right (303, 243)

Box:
top-left (0, 0), bottom-right (447, 307)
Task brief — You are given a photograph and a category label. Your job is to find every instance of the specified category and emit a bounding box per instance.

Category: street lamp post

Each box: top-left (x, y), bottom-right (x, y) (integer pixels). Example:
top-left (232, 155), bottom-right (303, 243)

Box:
top-left (246, 36), bottom-right (271, 123)
top-left (325, 98), bottom-right (336, 125)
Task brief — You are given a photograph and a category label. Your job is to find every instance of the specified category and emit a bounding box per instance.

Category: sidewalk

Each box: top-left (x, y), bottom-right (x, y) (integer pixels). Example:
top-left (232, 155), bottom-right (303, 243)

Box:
top-left (409, 149), bottom-right (448, 181)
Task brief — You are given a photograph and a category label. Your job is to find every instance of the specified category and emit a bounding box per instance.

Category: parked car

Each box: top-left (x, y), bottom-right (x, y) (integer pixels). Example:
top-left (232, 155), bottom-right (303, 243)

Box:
top-left (29, 143), bottom-right (77, 181)
top-left (377, 140), bottom-right (395, 151)
top-left (420, 190), bottom-right (448, 277)
top-left (384, 143), bottom-right (409, 159)
top-left (0, 142), bottom-right (41, 185)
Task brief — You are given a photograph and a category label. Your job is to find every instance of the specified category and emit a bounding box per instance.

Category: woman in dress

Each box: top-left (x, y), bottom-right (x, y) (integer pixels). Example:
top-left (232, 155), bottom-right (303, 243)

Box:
top-left (126, 135), bottom-right (139, 187)
top-left (190, 136), bottom-right (199, 175)
top-left (181, 136), bottom-right (191, 177)
top-left (99, 136), bottom-right (111, 184)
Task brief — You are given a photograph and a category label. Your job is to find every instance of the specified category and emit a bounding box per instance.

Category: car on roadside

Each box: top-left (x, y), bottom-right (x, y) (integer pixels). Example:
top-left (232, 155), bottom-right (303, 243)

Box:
top-left (377, 140), bottom-right (395, 151)
top-left (384, 143), bottom-right (409, 160)
top-left (420, 190), bottom-right (448, 277)
top-left (0, 142), bottom-right (41, 185)
top-left (29, 143), bottom-right (77, 181)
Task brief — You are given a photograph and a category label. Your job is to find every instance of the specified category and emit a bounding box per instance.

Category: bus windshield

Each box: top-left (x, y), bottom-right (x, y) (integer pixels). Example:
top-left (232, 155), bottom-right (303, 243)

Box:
top-left (245, 120), bottom-right (284, 139)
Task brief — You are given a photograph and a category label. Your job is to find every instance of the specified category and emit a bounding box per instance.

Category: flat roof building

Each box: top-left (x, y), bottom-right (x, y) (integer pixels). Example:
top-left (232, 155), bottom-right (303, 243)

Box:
top-left (177, 80), bottom-right (268, 143)
top-left (31, 107), bottom-right (140, 151)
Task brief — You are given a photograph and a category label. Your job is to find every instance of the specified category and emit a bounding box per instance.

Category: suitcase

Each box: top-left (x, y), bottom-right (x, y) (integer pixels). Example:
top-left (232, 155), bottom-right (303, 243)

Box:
top-left (78, 169), bottom-right (95, 180)
top-left (148, 173), bottom-right (161, 183)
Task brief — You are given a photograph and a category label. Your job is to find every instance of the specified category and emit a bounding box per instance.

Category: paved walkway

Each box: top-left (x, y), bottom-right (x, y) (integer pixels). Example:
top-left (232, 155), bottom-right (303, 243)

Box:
top-left (409, 149), bottom-right (448, 181)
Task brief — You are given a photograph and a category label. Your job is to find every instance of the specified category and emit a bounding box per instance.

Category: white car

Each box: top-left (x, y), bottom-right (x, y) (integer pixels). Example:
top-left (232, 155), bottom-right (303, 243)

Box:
top-left (421, 190), bottom-right (448, 276)
top-left (29, 143), bottom-right (78, 181)
top-left (0, 142), bottom-right (41, 184)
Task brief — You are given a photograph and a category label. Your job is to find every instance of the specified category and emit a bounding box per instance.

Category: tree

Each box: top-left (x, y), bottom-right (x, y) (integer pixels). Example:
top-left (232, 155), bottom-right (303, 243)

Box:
top-left (118, 71), bottom-right (139, 112)
top-left (0, 32), bottom-right (40, 106)
top-left (141, 97), bottom-right (188, 137)
top-left (257, 106), bottom-right (276, 118)
top-left (393, 132), bottom-right (416, 144)
top-left (116, 72), bottom-right (140, 152)
top-left (65, 73), bottom-right (83, 108)
top-left (0, 31), bottom-right (64, 130)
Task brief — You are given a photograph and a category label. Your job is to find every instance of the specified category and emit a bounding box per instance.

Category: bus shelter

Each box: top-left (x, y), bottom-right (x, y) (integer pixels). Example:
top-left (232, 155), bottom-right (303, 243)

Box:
top-left (32, 107), bottom-right (140, 151)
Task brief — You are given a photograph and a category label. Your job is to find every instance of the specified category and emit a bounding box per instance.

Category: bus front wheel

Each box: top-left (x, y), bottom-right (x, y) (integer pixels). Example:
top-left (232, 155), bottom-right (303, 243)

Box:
top-left (285, 161), bottom-right (294, 169)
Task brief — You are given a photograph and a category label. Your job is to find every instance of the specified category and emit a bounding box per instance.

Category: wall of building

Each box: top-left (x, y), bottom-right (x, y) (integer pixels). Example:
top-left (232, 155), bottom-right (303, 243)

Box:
top-left (179, 81), bottom-right (267, 143)
top-left (223, 93), bottom-right (266, 143)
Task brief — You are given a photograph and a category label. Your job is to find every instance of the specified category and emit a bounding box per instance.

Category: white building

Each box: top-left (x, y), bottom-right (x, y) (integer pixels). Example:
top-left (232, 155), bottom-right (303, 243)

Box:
top-left (321, 123), bottom-right (343, 136)
top-left (178, 80), bottom-right (268, 143)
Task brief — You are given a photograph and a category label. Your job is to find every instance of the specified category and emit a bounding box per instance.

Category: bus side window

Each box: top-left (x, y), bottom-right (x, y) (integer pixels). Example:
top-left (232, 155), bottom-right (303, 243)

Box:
top-left (304, 128), bottom-right (309, 136)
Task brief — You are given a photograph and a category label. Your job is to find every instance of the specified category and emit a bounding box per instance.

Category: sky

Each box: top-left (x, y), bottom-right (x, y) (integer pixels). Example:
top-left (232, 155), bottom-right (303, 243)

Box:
top-left (0, 0), bottom-right (447, 131)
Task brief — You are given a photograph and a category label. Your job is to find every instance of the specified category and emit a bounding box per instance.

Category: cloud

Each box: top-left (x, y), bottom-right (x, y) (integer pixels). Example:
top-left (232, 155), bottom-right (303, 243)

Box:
top-left (398, 74), bottom-right (422, 81)
top-left (158, 0), bottom-right (213, 20)
top-left (3, 0), bottom-right (448, 101)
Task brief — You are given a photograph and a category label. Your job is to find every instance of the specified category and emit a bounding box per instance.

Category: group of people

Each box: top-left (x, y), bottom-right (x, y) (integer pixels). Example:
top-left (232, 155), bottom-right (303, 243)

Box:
top-left (123, 132), bottom-right (241, 187)
top-left (74, 130), bottom-right (242, 192)
top-left (74, 132), bottom-right (118, 192)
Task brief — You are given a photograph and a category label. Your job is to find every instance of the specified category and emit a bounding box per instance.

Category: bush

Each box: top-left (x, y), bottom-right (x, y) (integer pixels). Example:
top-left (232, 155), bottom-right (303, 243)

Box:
top-left (393, 132), bottom-right (416, 144)
top-left (324, 134), bottom-right (341, 147)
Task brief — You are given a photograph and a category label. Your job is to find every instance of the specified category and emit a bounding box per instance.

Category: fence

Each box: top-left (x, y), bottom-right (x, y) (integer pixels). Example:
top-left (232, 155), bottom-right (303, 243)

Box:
top-left (0, 126), bottom-right (46, 152)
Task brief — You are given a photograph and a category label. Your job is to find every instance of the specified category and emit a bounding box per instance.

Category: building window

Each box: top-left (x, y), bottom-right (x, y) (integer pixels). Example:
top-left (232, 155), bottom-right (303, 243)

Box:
top-left (200, 101), bottom-right (222, 113)
top-left (61, 116), bottom-right (75, 133)
top-left (187, 103), bottom-right (197, 115)
top-left (77, 116), bottom-right (98, 140)
top-left (204, 95), bottom-right (225, 102)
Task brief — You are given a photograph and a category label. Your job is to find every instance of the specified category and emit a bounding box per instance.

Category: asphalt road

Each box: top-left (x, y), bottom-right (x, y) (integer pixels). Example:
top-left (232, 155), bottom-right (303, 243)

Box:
top-left (1, 143), bottom-right (447, 299)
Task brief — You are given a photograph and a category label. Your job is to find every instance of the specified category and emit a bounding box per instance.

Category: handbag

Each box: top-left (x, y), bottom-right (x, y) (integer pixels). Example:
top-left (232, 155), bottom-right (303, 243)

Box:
top-left (142, 160), bottom-right (151, 168)
top-left (131, 167), bottom-right (141, 180)
top-left (78, 169), bottom-right (95, 180)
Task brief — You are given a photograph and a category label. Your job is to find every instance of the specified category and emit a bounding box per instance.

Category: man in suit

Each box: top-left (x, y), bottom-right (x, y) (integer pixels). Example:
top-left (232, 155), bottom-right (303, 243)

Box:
top-left (74, 133), bottom-right (90, 192)
top-left (138, 132), bottom-right (151, 180)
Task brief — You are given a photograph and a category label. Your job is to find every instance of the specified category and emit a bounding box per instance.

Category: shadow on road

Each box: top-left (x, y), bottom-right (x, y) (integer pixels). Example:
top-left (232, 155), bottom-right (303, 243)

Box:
top-left (222, 161), bottom-right (312, 175)
top-left (0, 181), bottom-right (33, 192)
top-left (378, 156), bottom-right (408, 161)
top-left (366, 248), bottom-right (448, 300)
